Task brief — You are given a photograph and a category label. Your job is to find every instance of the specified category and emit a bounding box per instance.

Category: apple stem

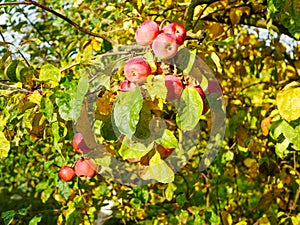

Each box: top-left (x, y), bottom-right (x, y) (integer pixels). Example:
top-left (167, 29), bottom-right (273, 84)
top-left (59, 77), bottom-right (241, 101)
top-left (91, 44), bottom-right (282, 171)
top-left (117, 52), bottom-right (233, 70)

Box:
top-left (158, 19), bottom-right (169, 31)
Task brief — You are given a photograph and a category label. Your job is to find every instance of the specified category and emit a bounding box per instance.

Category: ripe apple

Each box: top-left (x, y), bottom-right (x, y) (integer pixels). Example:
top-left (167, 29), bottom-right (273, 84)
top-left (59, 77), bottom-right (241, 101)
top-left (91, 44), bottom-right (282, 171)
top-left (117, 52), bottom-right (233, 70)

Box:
top-left (152, 33), bottom-right (178, 60)
top-left (207, 80), bottom-right (223, 96)
top-left (75, 158), bottom-right (97, 179)
top-left (162, 22), bottom-right (186, 45)
top-left (164, 75), bottom-right (183, 101)
top-left (193, 86), bottom-right (209, 114)
top-left (135, 20), bottom-right (159, 46)
top-left (58, 166), bottom-right (76, 182)
top-left (72, 133), bottom-right (92, 154)
top-left (124, 58), bottom-right (151, 84)
top-left (119, 80), bottom-right (136, 92)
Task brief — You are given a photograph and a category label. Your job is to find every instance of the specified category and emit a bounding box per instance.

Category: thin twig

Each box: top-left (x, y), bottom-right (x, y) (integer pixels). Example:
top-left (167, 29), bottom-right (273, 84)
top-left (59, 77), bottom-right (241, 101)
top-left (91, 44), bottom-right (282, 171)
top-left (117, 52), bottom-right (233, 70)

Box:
top-left (0, 1), bottom-right (30, 6)
top-left (19, 6), bottom-right (62, 59)
top-left (26, 0), bottom-right (117, 46)
top-left (1, 0), bottom-right (117, 45)
top-left (0, 82), bottom-right (32, 93)
top-left (60, 62), bottom-right (81, 73)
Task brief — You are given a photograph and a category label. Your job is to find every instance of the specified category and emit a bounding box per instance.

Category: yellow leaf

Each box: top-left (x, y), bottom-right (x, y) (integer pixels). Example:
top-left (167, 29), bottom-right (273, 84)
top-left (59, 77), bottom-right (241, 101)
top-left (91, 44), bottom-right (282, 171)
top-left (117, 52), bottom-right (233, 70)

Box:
top-left (229, 8), bottom-right (243, 24)
top-left (28, 90), bottom-right (42, 105)
top-left (211, 52), bottom-right (222, 73)
top-left (0, 132), bottom-right (10, 159)
top-left (91, 39), bottom-right (101, 52)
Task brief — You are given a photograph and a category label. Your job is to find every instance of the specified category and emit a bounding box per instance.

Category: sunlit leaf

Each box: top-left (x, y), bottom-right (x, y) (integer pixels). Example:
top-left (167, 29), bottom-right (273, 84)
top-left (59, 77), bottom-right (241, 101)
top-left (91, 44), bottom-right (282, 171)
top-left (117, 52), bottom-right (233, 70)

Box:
top-left (113, 85), bottom-right (143, 138)
top-left (29, 215), bottom-right (42, 225)
top-left (176, 87), bottom-right (203, 130)
top-left (145, 75), bottom-right (167, 100)
top-left (155, 129), bottom-right (178, 149)
top-left (1, 210), bottom-right (15, 225)
top-left (119, 136), bottom-right (153, 159)
top-left (39, 64), bottom-right (61, 83)
top-left (0, 132), bottom-right (10, 159)
top-left (148, 152), bottom-right (174, 183)
top-left (165, 183), bottom-right (177, 201)
top-left (276, 82), bottom-right (300, 121)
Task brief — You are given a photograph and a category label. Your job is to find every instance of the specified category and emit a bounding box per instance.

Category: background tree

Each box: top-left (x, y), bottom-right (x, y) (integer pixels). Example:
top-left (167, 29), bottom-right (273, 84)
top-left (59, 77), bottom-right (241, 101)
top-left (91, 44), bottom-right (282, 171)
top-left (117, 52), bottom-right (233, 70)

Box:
top-left (0, 0), bottom-right (299, 224)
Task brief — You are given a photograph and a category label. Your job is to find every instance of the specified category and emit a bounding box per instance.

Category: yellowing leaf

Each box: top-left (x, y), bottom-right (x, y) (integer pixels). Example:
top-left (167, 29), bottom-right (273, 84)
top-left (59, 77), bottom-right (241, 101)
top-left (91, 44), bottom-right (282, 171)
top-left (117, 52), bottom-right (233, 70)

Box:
top-left (0, 132), bottom-right (10, 159)
top-left (211, 52), bottom-right (222, 73)
top-left (148, 152), bottom-right (174, 183)
top-left (261, 116), bottom-right (272, 136)
top-left (28, 90), bottom-right (42, 105)
top-left (39, 64), bottom-right (61, 83)
top-left (276, 82), bottom-right (300, 121)
top-left (229, 8), bottom-right (243, 24)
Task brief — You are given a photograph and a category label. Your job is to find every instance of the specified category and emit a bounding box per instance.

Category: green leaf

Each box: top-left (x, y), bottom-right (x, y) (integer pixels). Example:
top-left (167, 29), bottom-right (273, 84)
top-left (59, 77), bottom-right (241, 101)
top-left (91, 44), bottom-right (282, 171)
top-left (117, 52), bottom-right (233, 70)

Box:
top-left (276, 82), bottom-right (300, 121)
top-left (57, 76), bottom-right (89, 122)
top-left (39, 63), bottom-right (61, 83)
top-left (176, 193), bottom-right (186, 208)
top-left (18, 205), bottom-right (31, 216)
top-left (130, 198), bottom-right (141, 210)
top-left (165, 183), bottom-right (177, 201)
top-left (134, 102), bottom-right (152, 140)
top-left (119, 136), bottom-right (153, 159)
top-left (57, 180), bottom-right (71, 199)
top-left (52, 121), bottom-right (61, 154)
top-left (40, 96), bottom-right (54, 122)
top-left (41, 186), bottom-right (53, 203)
top-left (0, 132), bottom-right (10, 159)
top-left (5, 60), bottom-right (19, 81)
top-left (149, 152), bottom-right (174, 183)
top-left (35, 180), bottom-right (49, 192)
top-left (100, 116), bottom-right (118, 141)
top-left (145, 75), bottom-right (167, 100)
top-left (113, 86), bottom-right (143, 138)
top-left (29, 215), bottom-right (42, 225)
top-left (66, 209), bottom-right (81, 225)
top-left (176, 87), bottom-right (203, 130)
top-left (155, 129), bottom-right (178, 149)
top-left (71, 75), bottom-right (89, 122)
top-left (183, 49), bottom-right (196, 74)
top-left (1, 210), bottom-right (15, 225)
top-left (275, 139), bottom-right (290, 158)
top-left (292, 125), bottom-right (300, 150)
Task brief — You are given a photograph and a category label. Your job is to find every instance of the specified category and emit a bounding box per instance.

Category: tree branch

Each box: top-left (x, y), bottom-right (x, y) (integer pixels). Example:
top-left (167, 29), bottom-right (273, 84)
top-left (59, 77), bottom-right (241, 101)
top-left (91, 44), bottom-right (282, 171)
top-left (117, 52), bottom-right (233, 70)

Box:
top-left (0, 0), bottom-right (118, 46)
top-left (26, 0), bottom-right (117, 46)
top-left (186, 0), bottom-right (219, 30)
top-left (0, 82), bottom-right (32, 93)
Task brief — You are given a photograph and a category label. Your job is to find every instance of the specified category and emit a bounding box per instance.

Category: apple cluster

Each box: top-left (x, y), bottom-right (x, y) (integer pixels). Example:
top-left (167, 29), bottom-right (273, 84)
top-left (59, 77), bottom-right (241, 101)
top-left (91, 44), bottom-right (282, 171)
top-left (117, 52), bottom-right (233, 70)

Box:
top-left (58, 133), bottom-right (97, 182)
top-left (119, 20), bottom-right (223, 112)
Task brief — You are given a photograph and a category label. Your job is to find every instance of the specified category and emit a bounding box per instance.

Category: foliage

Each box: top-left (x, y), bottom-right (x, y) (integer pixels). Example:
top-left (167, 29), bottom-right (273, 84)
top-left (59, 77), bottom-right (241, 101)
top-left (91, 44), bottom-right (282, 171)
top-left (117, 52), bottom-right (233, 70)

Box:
top-left (0, 0), bottom-right (300, 224)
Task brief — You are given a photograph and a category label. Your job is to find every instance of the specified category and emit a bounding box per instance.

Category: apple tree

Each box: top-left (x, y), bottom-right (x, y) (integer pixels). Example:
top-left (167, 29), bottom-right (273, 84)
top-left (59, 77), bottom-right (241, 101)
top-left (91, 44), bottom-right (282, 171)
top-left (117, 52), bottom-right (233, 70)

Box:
top-left (0, 0), bottom-right (300, 224)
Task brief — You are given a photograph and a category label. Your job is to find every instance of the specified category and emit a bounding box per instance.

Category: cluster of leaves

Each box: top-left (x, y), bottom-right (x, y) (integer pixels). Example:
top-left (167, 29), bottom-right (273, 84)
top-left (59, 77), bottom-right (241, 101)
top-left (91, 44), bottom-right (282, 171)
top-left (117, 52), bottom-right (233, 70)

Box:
top-left (0, 0), bottom-right (299, 224)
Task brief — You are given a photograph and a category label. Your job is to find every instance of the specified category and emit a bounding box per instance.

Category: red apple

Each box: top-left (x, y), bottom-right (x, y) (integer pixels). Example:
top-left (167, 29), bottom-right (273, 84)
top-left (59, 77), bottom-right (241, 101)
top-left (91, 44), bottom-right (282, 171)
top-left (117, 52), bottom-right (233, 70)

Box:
top-left (152, 33), bottom-right (178, 60)
top-left (124, 58), bottom-right (151, 84)
top-left (135, 20), bottom-right (159, 46)
top-left (74, 158), bottom-right (97, 179)
top-left (119, 80), bottom-right (136, 92)
top-left (207, 80), bottom-right (223, 96)
top-left (162, 22), bottom-right (186, 45)
top-left (58, 166), bottom-right (76, 182)
top-left (193, 86), bottom-right (209, 114)
top-left (72, 133), bottom-right (92, 154)
top-left (164, 75), bottom-right (183, 101)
